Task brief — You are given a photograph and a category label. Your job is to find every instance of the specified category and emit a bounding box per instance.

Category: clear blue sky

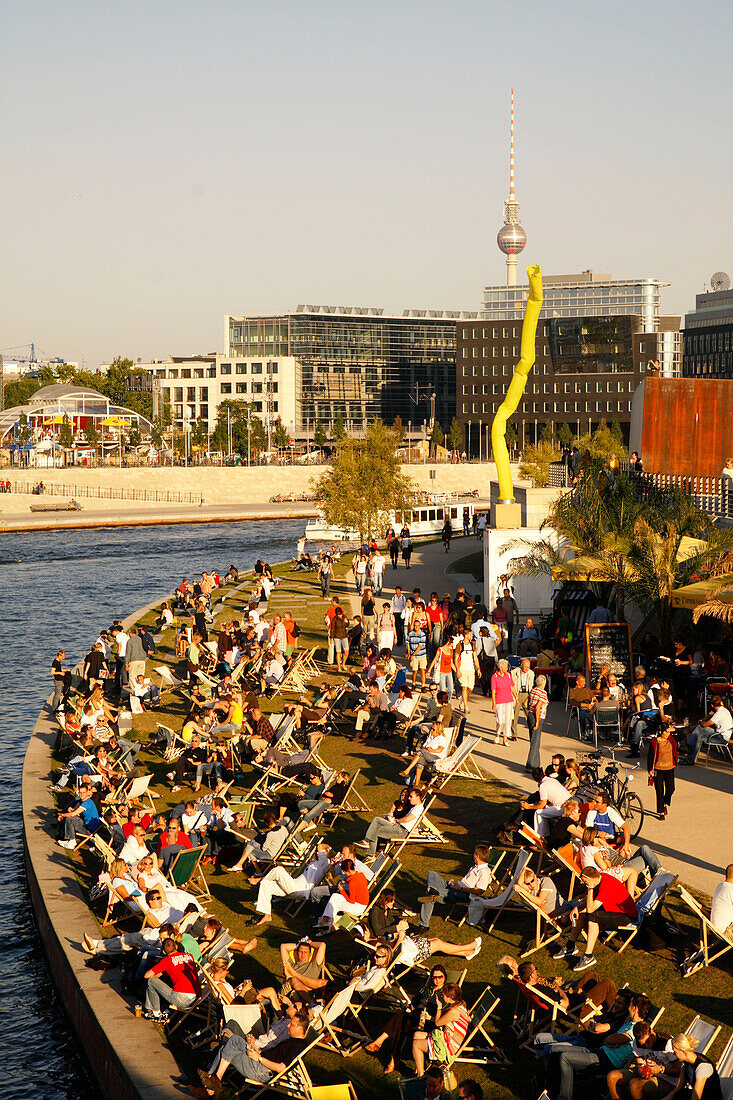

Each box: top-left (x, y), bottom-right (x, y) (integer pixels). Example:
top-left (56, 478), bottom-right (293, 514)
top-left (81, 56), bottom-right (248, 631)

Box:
top-left (2, 0), bottom-right (731, 367)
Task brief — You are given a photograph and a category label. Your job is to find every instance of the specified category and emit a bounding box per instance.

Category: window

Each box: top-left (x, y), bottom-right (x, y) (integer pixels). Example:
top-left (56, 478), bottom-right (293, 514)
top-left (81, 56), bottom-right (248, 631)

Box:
top-left (472, 402), bottom-right (478, 413)
top-left (463, 384), bottom-right (469, 394)
top-left (174, 387), bottom-right (183, 402)
top-left (252, 381), bottom-right (263, 394)
top-left (200, 404), bottom-right (208, 419)
top-left (493, 347), bottom-right (499, 357)
top-left (463, 403), bottom-right (468, 413)
top-left (194, 368), bottom-right (204, 378)
top-left (463, 348), bottom-right (469, 359)
top-left (168, 369), bottom-right (179, 379)
top-left (269, 363), bottom-right (278, 374)
top-left (271, 382), bottom-right (278, 393)
top-left (182, 369), bottom-right (191, 379)
top-left (200, 386), bottom-right (208, 399)
top-left (221, 382), bottom-right (231, 394)
top-left (187, 387), bottom-right (195, 402)
top-left (220, 363), bottom-right (231, 375)
top-left (236, 382), bottom-right (247, 394)
top-left (564, 382), bottom-right (571, 393)
top-left (482, 384), bottom-right (488, 394)
top-left (251, 363), bottom-right (263, 374)
top-left (253, 401), bottom-right (262, 412)
top-left (493, 327), bottom-right (499, 337)
top-left (502, 327), bottom-right (509, 337)
top-left (236, 363), bottom-right (247, 374)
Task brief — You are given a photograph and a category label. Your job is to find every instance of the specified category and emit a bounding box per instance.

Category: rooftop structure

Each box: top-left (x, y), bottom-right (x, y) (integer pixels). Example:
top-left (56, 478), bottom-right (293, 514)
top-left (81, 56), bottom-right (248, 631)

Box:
top-left (682, 274), bottom-right (733, 378)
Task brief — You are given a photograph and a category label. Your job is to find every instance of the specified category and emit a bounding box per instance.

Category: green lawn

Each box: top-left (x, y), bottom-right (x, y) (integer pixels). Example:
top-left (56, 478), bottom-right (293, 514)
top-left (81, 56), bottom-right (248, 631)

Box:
top-left (446, 551), bottom-right (484, 582)
top-left (58, 558), bottom-right (733, 1099)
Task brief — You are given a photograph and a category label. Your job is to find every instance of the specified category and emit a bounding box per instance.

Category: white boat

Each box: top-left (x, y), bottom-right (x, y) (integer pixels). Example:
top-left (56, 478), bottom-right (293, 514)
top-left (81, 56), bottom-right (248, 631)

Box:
top-left (305, 495), bottom-right (475, 542)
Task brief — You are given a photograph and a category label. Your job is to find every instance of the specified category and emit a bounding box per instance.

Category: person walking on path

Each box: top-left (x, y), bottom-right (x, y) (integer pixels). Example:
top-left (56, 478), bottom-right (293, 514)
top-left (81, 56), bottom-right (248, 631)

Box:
top-left (454, 629), bottom-right (479, 715)
top-left (318, 554), bottom-right (332, 598)
top-left (526, 674), bottom-right (549, 771)
top-left (511, 658), bottom-right (535, 739)
top-left (391, 587), bottom-right (407, 649)
top-left (491, 658), bottom-right (517, 745)
top-left (647, 724), bottom-right (678, 819)
top-left (400, 526), bottom-right (413, 569)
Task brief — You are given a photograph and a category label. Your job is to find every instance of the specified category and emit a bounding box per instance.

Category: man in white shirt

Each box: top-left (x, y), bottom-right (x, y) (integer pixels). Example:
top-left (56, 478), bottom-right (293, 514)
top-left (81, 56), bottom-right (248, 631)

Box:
top-left (254, 842), bottom-right (331, 924)
top-left (710, 863), bottom-right (733, 937)
top-left (512, 658), bottom-right (536, 738)
top-left (391, 586), bottom-right (407, 648)
top-left (359, 789), bottom-right (424, 857)
top-left (418, 845), bottom-right (493, 926)
top-left (520, 768), bottom-right (570, 836)
top-left (372, 550), bottom-right (386, 595)
top-left (685, 696), bottom-right (733, 763)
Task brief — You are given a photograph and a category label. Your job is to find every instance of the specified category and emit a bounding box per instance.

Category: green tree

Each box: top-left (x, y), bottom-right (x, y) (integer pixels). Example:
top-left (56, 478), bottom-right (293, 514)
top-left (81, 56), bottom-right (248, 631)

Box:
top-left (331, 414), bottom-right (346, 442)
top-left (189, 418), bottom-right (207, 452)
top-left (505, 423), bottom-right (518, 457)
top-left (128, 426), bottom-right (143, 450)
top-left (58, 413), bottom-right (74, 449)
top-left (611, 419), bottom-right (624, 444)
top-left (273, 417), bottom-right (290, 450)
top-left (313, 422), bottom-right (327, 448)
top-left (574, 420), bottom-right (627, 464)
top-left (83, 423), bottom-right (100, 462)
top-left (430, 421), bottom-right (443, 457)
top-left (392, 414), bottom-right (404, 443)
top-left (4, 375), bottom-right (43, 409)
top-left (558, 422), bottom-right (573, 448)
top-left (518, 440), bottom-right (561, 487)
top-left (539, 421), bottom-right (553, 443)
top-left (449, 416), bottom-right (464, 453)
top-left (313, 419), bottom-right (416, 540)
top-left (211, 400), bottom-right (266, 460)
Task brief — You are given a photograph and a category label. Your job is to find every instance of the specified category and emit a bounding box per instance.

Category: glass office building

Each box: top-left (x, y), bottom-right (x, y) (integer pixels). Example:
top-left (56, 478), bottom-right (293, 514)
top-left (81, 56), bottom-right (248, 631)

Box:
top-left (480, 270), bottom-right (665, 333)
top-left (226, 307), bottom-right (475, 432)
top-left (548, 316), bottom-right (638, 375)
top-left (682, 287), bottom-right (733, 378)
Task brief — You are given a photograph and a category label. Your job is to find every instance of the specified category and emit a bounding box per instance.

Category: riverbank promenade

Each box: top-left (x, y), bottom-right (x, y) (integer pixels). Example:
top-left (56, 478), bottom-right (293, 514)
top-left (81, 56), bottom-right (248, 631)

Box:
top-left (33, 539), bottom-right (733, 1100)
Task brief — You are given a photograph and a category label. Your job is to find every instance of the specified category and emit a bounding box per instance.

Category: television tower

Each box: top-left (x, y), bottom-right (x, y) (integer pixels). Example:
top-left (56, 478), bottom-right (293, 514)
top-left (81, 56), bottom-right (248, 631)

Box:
top-left (496, 88), bottom-right (527, 286)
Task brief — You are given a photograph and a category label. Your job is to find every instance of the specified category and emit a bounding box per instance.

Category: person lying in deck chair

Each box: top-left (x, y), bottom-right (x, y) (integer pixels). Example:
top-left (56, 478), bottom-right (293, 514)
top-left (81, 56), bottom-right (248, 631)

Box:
top-left (196, 1010), bottom-right (310, 1095)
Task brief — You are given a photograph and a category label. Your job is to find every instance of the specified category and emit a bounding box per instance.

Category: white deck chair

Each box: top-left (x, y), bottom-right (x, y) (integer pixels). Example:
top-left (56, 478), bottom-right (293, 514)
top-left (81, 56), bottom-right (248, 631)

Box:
top-left (156, 664), bottom-right (188, 693)
top-left (433, 734), bottom-right (485, 784)
top-left (717, 1033), bottom-right (733, 1100)
top-left (467, 849), bottom-right (532, 928)
top-left (603, 871), bottom-right (678, 953)
top-left (677, 884), bottom-right (733, 975)
top-left (684, 1015), bottom-right (721, 1055)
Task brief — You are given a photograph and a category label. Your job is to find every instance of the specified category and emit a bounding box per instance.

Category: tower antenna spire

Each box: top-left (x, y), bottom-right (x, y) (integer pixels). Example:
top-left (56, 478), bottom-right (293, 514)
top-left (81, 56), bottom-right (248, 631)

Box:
top-left (509, 87), bottom-right (515, 200)
top-left (497, 88), bottom-right (526, 286)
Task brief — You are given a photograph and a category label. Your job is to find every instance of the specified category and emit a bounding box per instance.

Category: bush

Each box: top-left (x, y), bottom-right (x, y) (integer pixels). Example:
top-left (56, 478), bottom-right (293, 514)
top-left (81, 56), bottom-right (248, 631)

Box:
top-left (519, 440), bottom-right (561, 487)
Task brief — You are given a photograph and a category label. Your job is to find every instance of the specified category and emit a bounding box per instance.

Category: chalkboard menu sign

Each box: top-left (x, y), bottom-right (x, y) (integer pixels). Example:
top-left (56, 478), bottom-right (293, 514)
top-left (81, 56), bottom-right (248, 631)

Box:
top-left (585, 623), bottom-right (633, 691)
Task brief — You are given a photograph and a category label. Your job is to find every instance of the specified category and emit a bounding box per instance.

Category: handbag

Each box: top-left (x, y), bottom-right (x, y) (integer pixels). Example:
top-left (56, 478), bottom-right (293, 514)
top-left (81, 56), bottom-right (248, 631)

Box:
top-left (647, 770), bottom-right (655, 786)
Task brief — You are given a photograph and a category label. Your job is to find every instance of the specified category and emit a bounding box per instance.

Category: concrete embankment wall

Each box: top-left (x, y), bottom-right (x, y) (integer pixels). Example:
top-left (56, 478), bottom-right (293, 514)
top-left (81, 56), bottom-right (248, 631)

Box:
top-left (1, 462), bottom-right (515, 512)
top-left (22, 598), bottom-right (181, 1100)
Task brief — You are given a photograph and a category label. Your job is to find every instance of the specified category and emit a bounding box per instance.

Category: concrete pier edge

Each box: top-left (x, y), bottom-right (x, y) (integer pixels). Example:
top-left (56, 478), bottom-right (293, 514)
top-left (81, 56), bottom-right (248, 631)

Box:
top-left (22, 594), bottom-right (182, 1100)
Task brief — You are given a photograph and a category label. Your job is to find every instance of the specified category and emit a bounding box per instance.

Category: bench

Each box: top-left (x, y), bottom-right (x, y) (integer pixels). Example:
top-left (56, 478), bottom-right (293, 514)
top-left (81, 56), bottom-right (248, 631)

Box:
top-left (29, 501), bottom-right (82, 512)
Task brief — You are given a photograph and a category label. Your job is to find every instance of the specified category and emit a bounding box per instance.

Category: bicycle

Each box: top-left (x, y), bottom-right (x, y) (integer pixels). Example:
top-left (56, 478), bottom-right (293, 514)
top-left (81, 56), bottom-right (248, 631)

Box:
top-left (577, 749), bottom-right (645, 839)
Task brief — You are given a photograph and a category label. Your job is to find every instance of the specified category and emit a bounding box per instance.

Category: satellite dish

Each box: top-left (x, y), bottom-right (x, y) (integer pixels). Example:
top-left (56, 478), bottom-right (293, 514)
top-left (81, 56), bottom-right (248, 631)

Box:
top-left (710, 271), bottom-right (730, 292)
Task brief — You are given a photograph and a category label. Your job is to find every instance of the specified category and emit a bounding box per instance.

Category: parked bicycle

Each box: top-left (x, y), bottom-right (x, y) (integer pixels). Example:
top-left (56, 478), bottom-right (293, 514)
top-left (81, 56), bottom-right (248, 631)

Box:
top-left (577, 748), bottom-right (645, 839)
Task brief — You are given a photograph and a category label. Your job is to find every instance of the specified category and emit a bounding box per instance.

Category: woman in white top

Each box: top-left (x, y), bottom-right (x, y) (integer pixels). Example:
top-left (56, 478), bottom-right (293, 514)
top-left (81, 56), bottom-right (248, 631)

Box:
top-left (107, 858), bottom-right (145, 910)
top-left (119, 826), bottom-right (150, 867)
top-left (135, 851), bottom-right (203, 912)
top-left (454, 630), bottom-right (479, 714)
top-left (578, 827), bottom-right (639, 895)
top-left (350, 943), bottom-right (393, 1000)
top-left (377, 604), bottom-right (395, 652)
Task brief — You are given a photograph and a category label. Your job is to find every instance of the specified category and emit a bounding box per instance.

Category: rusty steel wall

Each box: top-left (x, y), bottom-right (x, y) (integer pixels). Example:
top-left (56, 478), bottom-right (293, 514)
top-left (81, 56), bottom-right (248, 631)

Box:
top-left (642, 377), bottom-right (733, 476)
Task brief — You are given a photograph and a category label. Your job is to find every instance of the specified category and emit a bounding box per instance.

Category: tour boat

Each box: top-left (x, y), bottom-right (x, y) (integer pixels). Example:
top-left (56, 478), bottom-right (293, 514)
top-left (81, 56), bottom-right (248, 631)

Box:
top-left (305, 495), bottom-right (475, 542)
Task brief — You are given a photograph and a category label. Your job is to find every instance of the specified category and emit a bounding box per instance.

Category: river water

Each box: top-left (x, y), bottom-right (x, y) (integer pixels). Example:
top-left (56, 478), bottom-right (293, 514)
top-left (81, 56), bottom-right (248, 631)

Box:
top-left (0, 519), bottom-right (300, 1097)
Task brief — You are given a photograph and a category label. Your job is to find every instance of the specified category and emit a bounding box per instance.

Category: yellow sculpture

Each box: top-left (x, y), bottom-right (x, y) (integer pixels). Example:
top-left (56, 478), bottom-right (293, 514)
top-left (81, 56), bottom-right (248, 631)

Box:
top-left (491, 264), bottom-right (543, 501)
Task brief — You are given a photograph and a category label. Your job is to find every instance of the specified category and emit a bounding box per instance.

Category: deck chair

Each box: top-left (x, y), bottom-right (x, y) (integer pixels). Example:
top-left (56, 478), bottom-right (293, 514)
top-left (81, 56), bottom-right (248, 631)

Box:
top-left (166, 962), bottom-right (222, 1043)
top-left (716, 1033), bottom-right (733, 1100)
top-left (168, 844), bottom-right (211, 901)
top-left (676, 884), bottom-right (733, 975)
top-left (384, 794), bottom-right (448, 857)
top-left (443, 985), bottom-right (510, 1068)
top-left (603, 871), bottom-right (678, 953)
top-left (310, 1086), bottom-right (357, 1100)
top-left (468, 849), bottom-right (533, 929)
top-left (283, 840), bottom-right (330, 917)
top-left (334, 858), bottom-right (402, 933)
top-left (314, 983), bottom-right (370, 1055)
top-left (432, 734), bottom-right (486, 785)
top-left (117, 772), bottom-right (157, 812)
top-left (445, 848), bottom-right (508, 927)
top-left (684, 1015), bottom-right (721, 1055)
top-left (237, 1025), bottom-right (322, 1099)
top-left (547, 842), bottom-right (584, 901)
top-left (318, 767), bottom-right (369, 822)
top-left (155, 664), bottom-right (188, 694)
top-left (510, 887), bottom-right (566, 958)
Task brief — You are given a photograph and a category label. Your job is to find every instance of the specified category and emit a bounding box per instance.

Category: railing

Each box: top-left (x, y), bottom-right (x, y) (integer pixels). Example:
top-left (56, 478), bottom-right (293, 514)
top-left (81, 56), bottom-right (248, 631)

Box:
top-left (3, 480), bottom-right (205, 506)
top-left (548, 462), bottom-right (571, 487)
top-left (640, 471), bottom-right (733, 519)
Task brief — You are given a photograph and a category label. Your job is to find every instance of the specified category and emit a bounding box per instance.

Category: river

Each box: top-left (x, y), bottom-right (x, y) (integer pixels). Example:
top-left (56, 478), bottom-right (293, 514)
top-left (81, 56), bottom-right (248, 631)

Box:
top-left (0, 519), bottom-right (301, 1097)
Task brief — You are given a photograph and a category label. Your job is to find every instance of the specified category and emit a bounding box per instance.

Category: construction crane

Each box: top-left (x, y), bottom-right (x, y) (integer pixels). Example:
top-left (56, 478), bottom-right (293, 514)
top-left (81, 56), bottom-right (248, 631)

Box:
top-left (0, 343), bottom-right (65, 411)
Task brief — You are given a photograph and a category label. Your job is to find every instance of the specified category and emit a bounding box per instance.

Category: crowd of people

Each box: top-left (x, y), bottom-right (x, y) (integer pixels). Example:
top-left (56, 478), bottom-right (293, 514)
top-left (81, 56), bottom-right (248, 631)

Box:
top-left (45, 538), bottom-right (731, 1100)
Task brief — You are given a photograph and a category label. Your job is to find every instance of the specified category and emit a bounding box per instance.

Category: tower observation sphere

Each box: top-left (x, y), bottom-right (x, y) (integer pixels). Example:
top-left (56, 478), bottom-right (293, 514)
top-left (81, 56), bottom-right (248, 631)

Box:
top-left (497, 222), bottom-right (527, 256)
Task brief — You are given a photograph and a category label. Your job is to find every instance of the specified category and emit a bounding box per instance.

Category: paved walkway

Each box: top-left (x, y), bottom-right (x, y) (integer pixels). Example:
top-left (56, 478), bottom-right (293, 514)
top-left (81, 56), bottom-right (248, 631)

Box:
top-left (354, 536), bottom-right (731, 898)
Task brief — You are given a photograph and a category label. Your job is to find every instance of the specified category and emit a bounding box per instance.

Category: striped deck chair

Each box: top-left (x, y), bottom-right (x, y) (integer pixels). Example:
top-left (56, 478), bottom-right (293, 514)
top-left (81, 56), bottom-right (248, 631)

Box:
top-left (443, 984), bottom-right (510, 1068)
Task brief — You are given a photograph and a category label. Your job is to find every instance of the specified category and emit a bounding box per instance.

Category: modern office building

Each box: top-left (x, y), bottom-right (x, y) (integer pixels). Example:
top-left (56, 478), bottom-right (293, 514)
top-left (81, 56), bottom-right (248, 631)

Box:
top-left (681, 276), bottom-right (733, 378)
top-left (225, 307), bottom-right (474, 434)
top-left (456, 270), bottom-right (680, 450)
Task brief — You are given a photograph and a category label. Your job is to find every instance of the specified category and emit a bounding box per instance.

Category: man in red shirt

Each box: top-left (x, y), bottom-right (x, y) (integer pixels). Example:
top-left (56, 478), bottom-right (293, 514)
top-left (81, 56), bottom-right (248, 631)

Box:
top-left (315, 859), bottom-right (369, 932)
top-left (122, 806), bottom-right (151, 839)
top-left (157, 817), bottom-right (192, 873)
top-left (552, 866), bottom-right (638, 973)
top-left (142, 938), bottom-right (202, 1019)
top-left (323, 596), bottom-right (340, 665)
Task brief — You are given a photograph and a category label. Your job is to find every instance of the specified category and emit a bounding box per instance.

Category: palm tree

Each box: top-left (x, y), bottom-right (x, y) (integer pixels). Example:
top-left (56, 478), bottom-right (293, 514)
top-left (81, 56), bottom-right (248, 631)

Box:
top-left (507, 462), bottom-right (733, 651)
